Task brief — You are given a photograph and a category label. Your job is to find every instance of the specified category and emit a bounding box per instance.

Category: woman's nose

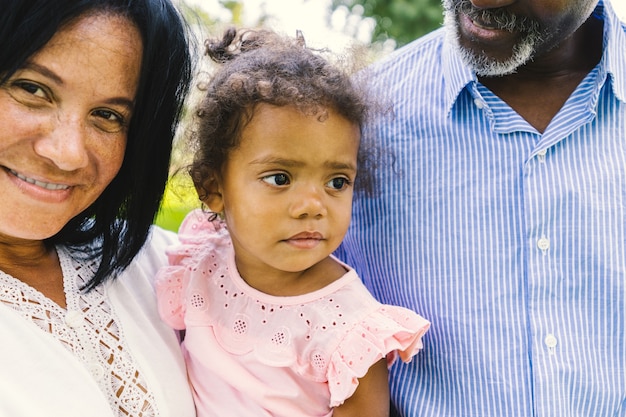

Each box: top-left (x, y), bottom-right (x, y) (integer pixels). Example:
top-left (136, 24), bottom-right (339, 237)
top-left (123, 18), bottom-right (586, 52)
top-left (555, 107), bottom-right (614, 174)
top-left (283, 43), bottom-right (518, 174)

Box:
top-left (34, 112), bottom-right (89, 171)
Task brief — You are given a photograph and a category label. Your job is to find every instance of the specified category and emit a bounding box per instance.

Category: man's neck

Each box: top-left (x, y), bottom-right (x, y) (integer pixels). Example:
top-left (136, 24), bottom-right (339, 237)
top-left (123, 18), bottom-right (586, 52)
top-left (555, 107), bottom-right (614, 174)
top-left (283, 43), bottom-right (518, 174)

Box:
top-left (478, 16), bottom-right (604, 133)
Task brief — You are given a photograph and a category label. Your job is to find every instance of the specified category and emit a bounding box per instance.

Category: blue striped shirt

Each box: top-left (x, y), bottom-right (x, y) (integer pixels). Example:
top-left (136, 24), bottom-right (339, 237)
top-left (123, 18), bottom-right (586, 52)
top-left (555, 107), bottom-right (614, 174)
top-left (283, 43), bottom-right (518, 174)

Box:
top-left (337, 1), bottom-right (626, 416)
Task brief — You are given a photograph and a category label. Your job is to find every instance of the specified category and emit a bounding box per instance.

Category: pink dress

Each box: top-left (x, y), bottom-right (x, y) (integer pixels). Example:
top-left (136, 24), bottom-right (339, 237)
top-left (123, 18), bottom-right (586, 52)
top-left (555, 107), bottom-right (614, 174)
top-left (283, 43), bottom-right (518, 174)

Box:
top-left (156, 209), bottom-right (430, 417)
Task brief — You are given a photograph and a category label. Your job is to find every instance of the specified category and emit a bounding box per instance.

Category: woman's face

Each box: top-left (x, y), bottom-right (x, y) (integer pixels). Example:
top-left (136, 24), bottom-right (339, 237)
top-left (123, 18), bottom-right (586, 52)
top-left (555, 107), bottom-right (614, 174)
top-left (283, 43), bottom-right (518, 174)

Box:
top-left (0, 12), bottom-right (142, 241)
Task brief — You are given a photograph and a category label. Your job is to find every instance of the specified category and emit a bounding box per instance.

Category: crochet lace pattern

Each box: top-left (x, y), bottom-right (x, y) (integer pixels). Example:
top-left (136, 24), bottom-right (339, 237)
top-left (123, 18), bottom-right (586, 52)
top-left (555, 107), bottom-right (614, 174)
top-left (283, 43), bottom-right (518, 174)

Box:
top-left (0, 246), bottom-right (158, 417)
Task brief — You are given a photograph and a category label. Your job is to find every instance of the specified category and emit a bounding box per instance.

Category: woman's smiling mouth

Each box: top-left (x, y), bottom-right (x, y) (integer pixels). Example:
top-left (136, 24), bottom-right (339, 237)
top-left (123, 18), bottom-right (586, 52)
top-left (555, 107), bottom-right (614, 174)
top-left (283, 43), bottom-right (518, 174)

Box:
top-left (9, 169), bottom-right (70, 190)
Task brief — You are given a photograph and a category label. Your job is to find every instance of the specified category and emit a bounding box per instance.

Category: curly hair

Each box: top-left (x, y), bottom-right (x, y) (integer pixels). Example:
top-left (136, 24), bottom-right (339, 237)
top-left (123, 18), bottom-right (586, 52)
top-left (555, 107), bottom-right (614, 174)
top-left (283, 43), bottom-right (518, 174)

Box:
top-left (188, 27), bottom-right (381, 196)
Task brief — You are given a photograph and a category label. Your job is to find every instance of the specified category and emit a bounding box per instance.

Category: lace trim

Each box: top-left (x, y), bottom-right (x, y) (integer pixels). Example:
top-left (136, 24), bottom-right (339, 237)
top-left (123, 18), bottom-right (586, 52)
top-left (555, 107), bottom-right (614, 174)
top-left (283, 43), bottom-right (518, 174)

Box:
top-left (0, 247), bottom-right (159, 417)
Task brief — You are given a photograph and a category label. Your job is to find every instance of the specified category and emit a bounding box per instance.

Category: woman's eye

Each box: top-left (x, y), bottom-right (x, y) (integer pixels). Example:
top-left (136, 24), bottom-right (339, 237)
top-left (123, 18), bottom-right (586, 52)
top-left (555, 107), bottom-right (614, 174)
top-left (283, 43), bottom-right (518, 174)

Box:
top-left (16, 81), bottom-right (47, 98)
top-left (10, 80), bottom-right (50, 102)
top-left (262, 173), bottom-right (290, 186)
top-left (92, 109), bottom-right (126, 132)
top-left (326, 177), bottom-right (351, 190)
top-left (93, 109), bottom-right (122, 122)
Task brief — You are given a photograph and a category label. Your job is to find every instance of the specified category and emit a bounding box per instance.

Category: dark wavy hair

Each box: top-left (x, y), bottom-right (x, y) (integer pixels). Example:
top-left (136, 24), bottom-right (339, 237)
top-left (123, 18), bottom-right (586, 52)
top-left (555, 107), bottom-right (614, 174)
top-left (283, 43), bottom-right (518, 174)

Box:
top-left (189, 27), bottom-right (382, 198)
top-left (0, 0), bottom-right (194, 290)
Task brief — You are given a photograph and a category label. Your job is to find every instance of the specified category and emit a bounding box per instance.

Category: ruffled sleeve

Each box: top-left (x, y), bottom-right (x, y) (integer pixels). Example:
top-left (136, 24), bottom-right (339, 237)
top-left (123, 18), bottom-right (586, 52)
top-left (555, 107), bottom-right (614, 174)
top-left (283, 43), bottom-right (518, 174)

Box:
top-left (155, 209), bottom-right (229, 330)
top-left (326, 306), bottom-right (430, 407)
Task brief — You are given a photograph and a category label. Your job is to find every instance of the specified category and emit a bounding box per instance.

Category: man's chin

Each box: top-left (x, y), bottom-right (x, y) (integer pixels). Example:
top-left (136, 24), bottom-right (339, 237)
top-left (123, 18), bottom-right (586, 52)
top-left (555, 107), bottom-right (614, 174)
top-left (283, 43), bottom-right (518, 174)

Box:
top-left (444, 5), bottom-right (540, 77)
top-left (447, 26), bottom-right (535, 76)
top-left (463, 52), bottom-right (523, 77)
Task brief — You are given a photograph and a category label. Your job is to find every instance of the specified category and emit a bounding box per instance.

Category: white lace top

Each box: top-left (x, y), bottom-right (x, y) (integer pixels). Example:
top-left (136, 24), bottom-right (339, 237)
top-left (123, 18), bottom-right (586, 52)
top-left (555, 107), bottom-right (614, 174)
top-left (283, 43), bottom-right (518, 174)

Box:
top-left (0, 228), bottom-right (196, 417)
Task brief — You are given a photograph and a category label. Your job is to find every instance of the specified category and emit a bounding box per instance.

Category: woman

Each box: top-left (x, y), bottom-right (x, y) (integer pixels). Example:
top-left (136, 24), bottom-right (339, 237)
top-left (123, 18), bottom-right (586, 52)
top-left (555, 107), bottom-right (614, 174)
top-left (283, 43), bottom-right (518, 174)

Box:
top-left (0, 1), bottom-right (195, 416)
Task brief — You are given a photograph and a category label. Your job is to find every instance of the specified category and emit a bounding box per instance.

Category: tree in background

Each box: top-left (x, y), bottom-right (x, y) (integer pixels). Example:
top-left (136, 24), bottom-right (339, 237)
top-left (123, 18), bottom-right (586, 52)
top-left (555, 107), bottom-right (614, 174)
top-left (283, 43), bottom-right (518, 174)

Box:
top-left (329, 0), bottom-right (443, 47)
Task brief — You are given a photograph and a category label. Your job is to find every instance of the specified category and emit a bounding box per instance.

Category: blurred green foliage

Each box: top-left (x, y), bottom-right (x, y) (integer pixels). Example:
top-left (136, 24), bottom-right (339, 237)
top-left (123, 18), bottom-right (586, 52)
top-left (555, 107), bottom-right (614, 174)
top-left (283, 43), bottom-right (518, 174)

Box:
top-left (155, 175), bottom-right (199, 232)
top-left (330, 0), bottom-right (443, 47)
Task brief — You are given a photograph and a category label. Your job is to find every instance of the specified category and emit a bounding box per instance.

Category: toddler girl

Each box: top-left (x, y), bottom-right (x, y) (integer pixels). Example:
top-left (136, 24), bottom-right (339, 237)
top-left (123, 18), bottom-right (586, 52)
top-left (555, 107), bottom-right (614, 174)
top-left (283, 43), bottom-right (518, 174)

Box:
top-left (156, 28), bottom-right (429, 417)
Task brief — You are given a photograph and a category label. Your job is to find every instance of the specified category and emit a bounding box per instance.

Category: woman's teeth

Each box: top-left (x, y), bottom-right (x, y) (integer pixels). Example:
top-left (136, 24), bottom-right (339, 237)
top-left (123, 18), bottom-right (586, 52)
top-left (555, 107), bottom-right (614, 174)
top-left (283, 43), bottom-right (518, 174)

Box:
top-left (10, 170), bottom-right (70, 190)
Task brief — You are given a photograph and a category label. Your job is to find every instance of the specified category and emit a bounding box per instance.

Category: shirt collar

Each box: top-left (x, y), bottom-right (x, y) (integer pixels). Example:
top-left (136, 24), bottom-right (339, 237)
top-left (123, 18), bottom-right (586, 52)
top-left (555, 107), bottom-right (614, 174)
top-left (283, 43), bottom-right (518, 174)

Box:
top-left (441, 0), bottom-right (626, 113)
top-left (601, 0), bottom-right (626, 102)
top-left (441, 29), bottom-right (475, 115)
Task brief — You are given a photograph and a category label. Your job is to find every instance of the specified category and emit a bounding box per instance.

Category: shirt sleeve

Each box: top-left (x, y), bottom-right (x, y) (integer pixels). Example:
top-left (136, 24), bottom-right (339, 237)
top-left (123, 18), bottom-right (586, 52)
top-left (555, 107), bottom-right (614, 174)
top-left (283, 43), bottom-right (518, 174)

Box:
top-left (326, 305), bottom-right (430, 407)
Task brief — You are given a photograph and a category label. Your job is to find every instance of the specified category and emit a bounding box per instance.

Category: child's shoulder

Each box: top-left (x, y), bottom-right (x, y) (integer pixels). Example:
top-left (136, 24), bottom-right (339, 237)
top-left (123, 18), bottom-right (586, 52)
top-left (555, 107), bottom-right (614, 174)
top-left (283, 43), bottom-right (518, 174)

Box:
top-left (162, 209), bottom-right (231, 269)
top-left (178, 209), bottom-right (226, 238)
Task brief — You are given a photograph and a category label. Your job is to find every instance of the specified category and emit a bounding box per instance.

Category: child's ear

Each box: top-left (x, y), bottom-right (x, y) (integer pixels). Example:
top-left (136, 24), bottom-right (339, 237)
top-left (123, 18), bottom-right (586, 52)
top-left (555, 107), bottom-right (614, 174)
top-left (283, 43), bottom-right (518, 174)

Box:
top-left (195, 174), bottom-right (224, 214)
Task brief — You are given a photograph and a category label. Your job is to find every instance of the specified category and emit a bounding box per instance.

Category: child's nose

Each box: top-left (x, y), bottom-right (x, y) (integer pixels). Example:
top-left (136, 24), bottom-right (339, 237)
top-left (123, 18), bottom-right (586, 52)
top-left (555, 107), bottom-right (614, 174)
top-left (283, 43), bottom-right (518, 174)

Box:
top-left (289, 185), bottom-right (327, 219)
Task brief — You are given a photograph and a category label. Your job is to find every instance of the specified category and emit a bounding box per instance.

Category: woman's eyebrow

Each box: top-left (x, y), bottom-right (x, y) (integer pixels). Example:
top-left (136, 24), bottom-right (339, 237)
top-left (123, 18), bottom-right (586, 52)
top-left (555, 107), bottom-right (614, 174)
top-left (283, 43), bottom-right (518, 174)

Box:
top-left (23, 61), bottom-right (135, 109)
top-left (23, 62), bottom-right (64, 85)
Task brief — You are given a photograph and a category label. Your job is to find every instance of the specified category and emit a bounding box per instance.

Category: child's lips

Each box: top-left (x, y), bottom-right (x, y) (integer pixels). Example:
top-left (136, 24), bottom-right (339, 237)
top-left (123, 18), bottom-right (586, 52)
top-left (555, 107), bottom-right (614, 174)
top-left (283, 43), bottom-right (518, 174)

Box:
top-left (288, 231), bottom-right (323, 240)
top-left (284, 231), bottom-right (324, 249)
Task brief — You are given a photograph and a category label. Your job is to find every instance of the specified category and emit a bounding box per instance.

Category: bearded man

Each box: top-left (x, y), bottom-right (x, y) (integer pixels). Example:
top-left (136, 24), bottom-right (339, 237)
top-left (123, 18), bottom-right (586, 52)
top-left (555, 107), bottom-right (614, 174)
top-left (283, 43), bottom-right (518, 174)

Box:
top-left (337, 0), bottom-right (626, 415)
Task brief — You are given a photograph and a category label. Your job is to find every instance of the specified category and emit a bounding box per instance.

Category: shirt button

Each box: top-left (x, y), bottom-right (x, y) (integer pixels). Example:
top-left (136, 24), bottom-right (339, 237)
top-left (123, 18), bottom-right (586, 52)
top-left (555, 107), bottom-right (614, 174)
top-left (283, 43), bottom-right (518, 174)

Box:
top-left (65, 310), bottom-right (84, 328)
top-left (544, 334), bottom-right (558, 348)
top-left (537, 237), bottom-right (550, 251)
top-left (536, 149), bottom-right (547, 162)
top-left (474, 98), bottom-right (484, 109)
top-left (89, 363), bottom-right (105, 381)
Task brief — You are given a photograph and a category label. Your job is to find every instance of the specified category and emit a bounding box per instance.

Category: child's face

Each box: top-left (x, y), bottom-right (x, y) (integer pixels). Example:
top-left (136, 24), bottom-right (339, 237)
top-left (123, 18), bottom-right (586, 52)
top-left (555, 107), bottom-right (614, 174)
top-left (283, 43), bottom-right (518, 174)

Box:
top-left (211, 103), bottom-right (359, 286)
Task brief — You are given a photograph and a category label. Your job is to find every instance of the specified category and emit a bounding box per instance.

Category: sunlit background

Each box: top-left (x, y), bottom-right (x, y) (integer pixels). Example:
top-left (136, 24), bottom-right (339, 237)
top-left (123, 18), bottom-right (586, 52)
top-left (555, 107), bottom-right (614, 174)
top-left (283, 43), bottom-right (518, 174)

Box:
top-left (184, 0), bottom-right (626, 49)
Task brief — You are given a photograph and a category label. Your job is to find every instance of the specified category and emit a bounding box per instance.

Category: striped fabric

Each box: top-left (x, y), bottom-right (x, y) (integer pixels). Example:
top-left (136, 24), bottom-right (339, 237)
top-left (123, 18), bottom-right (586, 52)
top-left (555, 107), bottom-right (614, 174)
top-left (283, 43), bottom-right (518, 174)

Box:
top-left (336, 1), bottom-right (626, 416)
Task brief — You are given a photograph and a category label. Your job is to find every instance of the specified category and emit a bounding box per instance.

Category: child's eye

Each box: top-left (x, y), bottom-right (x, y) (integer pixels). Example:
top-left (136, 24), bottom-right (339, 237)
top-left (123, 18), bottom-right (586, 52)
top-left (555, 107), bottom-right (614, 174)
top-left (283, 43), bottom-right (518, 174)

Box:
top-left (262, 173), bottom-right (290, 186)
top-left (326, 177), bottom-right (351, 190)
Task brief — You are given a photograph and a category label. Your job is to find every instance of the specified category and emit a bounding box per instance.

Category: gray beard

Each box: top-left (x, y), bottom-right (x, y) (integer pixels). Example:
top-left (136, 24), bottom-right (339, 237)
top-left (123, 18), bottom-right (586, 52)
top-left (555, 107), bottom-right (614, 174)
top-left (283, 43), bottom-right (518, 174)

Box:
top-left (443, 0), bottom-right (544, 77)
